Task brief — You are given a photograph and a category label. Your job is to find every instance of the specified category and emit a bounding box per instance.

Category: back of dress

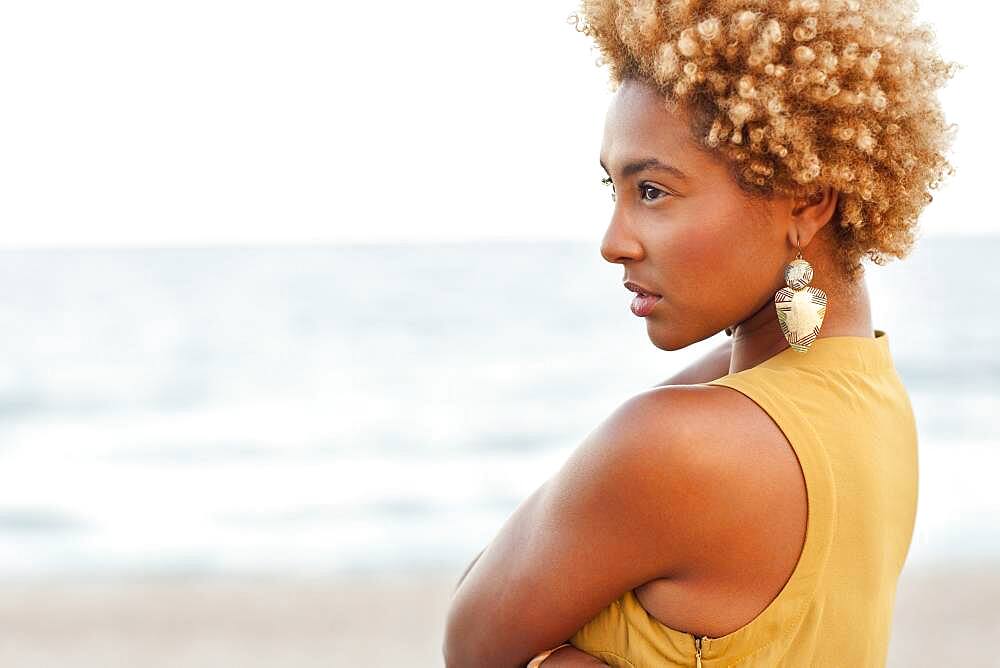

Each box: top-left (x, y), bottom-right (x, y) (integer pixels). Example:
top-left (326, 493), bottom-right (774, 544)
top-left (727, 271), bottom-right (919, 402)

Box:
top-left (568, 329), bottom-right (919, 667)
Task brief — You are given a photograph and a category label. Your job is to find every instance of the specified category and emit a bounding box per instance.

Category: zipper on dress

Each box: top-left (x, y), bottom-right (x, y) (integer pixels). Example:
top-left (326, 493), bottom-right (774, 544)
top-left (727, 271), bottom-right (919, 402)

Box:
top-left (693, 634), bottom-right (708, 668)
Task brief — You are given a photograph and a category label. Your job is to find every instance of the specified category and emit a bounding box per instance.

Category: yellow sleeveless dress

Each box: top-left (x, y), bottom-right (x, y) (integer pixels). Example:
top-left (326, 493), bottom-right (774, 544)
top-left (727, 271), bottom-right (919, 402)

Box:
top-left (565, 329), bottom-right (919, 667)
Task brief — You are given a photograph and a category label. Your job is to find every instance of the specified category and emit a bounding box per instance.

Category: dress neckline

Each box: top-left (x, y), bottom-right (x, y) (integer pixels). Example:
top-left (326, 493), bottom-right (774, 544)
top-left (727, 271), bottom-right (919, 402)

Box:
top-left (748, 328), bottom-right (893, 374)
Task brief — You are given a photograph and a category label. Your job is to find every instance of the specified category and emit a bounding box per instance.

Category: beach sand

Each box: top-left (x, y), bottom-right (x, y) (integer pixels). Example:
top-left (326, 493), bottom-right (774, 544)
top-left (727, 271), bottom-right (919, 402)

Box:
top-left (0, 561), bottom-right (995, 667)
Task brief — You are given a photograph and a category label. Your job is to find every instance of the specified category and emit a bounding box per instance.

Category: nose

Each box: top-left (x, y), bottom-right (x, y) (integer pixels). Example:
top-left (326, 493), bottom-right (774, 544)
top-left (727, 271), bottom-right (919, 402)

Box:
top-left (599, 207), bottom-right (643, 265)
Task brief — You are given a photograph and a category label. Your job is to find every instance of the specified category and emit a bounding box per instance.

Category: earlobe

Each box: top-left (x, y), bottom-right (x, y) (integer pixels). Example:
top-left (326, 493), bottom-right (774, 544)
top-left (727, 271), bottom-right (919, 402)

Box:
top-left (787, 225), bottom-right (803, 250)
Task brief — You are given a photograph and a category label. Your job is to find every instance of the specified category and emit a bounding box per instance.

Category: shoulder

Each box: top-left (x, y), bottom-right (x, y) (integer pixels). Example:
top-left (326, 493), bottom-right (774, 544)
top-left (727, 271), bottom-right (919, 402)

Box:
top-left (591, 382), bottom-right (799, 476)
top-left (573, 384), bottom-right (807, 579)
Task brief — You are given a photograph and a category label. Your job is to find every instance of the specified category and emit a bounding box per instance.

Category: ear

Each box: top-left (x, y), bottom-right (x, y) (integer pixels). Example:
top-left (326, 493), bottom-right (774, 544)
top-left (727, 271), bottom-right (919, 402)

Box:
top-left (788, 186), bottom-right (839, 248)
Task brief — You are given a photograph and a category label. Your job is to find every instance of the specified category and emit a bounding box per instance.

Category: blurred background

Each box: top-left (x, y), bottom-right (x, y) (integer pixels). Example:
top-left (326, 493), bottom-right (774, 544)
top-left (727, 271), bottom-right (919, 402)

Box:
top-left (0, 1), bottom-right (995, 666)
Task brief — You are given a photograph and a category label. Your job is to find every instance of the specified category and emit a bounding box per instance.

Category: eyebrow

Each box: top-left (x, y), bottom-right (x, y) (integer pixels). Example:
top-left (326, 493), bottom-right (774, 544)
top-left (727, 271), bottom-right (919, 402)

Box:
top-left (599, 157), bottom-right (688, 180)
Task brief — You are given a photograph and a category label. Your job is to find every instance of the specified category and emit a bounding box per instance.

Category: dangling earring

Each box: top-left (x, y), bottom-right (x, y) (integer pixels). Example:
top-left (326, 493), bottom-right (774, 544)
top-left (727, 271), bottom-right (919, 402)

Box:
top-left (773, 240), bottom-right (827, 353)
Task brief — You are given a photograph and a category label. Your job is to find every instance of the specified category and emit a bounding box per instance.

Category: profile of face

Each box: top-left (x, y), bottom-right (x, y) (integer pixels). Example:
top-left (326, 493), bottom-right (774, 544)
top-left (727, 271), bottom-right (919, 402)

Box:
top-left (599, 78), bottom-right (810, 351)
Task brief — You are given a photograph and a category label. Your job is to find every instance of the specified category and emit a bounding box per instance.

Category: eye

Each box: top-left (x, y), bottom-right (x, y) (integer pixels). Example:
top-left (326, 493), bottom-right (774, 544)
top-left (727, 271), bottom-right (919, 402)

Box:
top-left (639, 183), bottom-right (668, 202)
top-left (601, 176), bottom-right (616, 202)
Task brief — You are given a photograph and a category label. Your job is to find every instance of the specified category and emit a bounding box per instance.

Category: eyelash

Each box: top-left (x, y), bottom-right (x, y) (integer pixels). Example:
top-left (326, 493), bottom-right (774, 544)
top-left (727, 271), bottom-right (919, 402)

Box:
top-left (600, 177), bottom-right (667, 203)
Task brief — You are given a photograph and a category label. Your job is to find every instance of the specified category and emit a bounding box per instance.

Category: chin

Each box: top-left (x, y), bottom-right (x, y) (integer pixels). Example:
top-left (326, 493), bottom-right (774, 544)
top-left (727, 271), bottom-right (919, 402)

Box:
top-left (645, 323), bottom-right (690, 351)
top-left (646, 320), bottom-right (717, 352)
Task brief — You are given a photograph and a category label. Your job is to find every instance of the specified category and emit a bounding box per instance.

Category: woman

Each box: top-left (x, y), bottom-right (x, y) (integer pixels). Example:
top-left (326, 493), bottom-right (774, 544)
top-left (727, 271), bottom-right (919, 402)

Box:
top-left (444, 0), bottom-right (956, 665)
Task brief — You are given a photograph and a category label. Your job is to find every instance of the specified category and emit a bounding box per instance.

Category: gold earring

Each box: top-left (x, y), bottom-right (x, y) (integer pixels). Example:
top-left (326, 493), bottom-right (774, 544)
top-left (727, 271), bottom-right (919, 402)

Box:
top-left (773, 241), bottom-right (827, 353)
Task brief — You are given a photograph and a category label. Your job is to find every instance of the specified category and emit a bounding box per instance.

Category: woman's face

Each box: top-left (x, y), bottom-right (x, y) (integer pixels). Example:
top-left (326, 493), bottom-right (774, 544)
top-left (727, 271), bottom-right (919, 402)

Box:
top-left (599, 78), bottom-right (790, 350)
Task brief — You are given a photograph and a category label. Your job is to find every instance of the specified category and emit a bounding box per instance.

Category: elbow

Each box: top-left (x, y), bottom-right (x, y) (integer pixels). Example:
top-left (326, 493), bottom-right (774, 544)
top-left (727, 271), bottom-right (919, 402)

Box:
top-left (441, 641), bottom-right (467, 668)
top-left (442, 604), bottom-right (477, 667)
top-left (443, 599), bottom-right (499, 668)
top-left (445, 554), bottom-right (528, 667)
top-left (441, 619), bottom-right (460, 667)
top-left (445, 614), bottom-right (537, 668)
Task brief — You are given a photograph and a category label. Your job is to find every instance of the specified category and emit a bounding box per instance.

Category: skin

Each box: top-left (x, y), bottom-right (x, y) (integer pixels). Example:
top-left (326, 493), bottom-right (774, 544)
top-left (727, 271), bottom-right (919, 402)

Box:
top-left (443, 78), bottom-right (875, 668)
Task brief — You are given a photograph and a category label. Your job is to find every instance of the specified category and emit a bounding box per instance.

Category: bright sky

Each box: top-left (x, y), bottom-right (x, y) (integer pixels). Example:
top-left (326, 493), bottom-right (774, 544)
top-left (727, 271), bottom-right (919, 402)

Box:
top-left (0, 0), bottom-right (990, 248)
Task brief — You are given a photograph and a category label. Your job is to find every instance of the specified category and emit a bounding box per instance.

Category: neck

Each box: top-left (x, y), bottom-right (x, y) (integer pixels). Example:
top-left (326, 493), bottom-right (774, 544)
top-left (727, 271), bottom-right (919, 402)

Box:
top-left (727, 264), bottom-right (874, 375)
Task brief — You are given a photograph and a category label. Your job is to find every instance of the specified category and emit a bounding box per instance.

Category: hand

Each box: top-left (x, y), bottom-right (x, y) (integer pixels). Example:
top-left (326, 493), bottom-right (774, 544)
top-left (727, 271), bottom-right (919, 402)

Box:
top-left (538, 645), bottom-right (611, 666)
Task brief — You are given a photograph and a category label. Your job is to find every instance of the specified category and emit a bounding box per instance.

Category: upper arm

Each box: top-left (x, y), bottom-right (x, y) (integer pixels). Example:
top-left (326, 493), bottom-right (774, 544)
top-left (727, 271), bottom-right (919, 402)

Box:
top-left (443, 386), bottom-right (728, 667)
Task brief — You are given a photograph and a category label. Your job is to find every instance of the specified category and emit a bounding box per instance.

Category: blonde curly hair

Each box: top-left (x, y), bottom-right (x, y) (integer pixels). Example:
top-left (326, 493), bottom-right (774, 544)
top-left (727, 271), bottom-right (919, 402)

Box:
top-left (569, 0), bottom-right (960, 280)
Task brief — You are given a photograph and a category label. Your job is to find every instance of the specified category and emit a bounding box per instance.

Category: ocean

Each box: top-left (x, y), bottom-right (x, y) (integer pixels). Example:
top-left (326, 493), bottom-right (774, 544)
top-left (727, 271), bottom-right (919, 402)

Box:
top-left (0, 236), bottom-right (996, 580)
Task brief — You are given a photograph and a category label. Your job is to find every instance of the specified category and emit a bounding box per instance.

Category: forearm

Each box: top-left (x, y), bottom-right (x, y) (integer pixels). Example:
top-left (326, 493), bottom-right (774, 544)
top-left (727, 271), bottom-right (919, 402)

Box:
top-left (654, 337), bottom-right (733, 387)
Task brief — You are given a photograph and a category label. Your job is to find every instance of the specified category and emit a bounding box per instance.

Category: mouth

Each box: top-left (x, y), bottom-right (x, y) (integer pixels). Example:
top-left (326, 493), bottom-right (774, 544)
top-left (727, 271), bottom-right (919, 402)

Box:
top-left (623, 281), bottom-right (663, 317)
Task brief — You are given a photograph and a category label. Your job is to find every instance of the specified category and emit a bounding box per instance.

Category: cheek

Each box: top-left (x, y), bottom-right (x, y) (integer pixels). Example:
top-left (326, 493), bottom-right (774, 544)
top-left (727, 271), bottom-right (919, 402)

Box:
top-left (661, 200), bottom-right (777, 303)
top-left (667, 224), bottom-right (725, 280)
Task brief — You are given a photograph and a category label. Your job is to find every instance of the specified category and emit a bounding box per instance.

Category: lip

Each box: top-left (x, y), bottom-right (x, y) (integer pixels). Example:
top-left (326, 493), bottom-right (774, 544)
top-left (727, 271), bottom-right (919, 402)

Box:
top-left (623, 280), bottom-right (662, 297)
top-left (629, 292), bottom-right (662, 317)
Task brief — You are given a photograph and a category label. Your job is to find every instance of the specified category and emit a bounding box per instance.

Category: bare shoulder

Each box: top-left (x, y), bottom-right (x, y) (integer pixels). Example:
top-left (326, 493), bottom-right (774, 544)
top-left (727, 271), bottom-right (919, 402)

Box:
top-left (619, 384), bottom-right (808, 583)
top-left (621, 382), bottom-right (803, 476)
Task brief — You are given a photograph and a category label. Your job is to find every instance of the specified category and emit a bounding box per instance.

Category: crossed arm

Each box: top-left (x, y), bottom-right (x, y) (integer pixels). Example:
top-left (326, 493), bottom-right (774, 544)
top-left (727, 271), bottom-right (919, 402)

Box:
top-left (448, 337), bottom-right (730, 592)
top-left (453, 550), bottom-right (609, 666)
top-left (450, 337), bottom-right (732, 599)
top-left (444, 338), bottom-right (734, 667)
